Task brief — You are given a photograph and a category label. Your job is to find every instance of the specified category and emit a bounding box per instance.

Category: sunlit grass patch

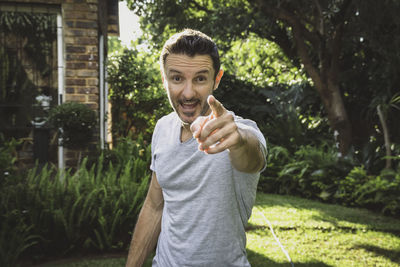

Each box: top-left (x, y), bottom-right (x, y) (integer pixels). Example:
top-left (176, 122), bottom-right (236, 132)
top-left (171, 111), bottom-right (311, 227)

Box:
top-left (246, 193), bottom-right (400, 267)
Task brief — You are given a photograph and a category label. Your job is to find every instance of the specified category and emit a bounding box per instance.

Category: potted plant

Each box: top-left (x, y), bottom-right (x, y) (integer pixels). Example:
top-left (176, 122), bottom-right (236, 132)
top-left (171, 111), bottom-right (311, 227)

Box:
top-left (48, 102), bottom-right (97, 165)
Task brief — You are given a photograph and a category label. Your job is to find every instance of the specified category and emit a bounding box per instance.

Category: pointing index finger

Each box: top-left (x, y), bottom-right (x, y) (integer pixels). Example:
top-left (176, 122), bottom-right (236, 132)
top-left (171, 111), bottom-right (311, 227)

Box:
top-left (208, 95), bottom-right (226, 118)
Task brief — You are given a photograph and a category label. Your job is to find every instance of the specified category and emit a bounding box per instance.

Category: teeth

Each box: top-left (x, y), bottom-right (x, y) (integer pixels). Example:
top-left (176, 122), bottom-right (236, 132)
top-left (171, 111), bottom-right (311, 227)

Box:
top-left (182, 101), bottom-right (197, 107)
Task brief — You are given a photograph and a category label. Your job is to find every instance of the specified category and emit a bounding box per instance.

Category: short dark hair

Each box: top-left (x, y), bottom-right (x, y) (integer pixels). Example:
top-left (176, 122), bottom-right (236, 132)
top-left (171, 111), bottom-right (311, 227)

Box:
top-left (160, 29), bottom-right (220, 78)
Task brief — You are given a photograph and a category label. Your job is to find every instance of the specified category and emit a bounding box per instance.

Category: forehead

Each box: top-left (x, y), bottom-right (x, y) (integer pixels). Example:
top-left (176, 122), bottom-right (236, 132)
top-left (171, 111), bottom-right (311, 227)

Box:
top-left (164, 54), bottom-right (214, 75)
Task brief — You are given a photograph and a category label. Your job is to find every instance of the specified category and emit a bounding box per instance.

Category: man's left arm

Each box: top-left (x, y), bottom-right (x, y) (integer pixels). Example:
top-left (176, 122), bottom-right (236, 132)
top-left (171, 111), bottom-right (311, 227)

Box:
top-left (228, 125), bottom-right (265, 173)
top-left (191, 95), bottom-right (266, 173)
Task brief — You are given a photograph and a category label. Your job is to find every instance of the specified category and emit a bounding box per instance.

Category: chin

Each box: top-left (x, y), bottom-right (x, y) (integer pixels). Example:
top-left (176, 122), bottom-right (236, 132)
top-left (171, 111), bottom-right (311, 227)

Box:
top-left (178, 112), bottom-right (198, 125)
top-left (180, 116), bottom-right (196, 125)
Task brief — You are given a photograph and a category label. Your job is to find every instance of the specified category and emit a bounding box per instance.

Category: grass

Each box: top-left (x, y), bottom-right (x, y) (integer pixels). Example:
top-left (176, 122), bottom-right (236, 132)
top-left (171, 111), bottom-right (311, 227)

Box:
top-left (36, 193), bottom-right (400, 267)
top-left (247, 193), bottom-right (400, 267)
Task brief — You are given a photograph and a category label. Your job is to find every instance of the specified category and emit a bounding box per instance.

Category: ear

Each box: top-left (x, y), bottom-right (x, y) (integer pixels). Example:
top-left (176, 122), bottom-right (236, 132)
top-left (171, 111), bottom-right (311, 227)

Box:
top-left (213, 69), bottom-right (224, 90)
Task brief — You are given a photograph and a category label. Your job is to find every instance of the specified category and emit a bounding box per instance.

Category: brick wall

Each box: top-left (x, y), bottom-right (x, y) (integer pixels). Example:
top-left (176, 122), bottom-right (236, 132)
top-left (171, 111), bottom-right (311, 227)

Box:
top-left (63, 0), bottom-right (100, 166)
top-left (1, 0), bottom-right (119, 167)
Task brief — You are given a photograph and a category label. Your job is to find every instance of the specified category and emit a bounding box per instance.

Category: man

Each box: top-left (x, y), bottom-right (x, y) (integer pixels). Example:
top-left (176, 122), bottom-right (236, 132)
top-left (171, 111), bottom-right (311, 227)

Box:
top-left (126, 29), bottom-right (267, 267)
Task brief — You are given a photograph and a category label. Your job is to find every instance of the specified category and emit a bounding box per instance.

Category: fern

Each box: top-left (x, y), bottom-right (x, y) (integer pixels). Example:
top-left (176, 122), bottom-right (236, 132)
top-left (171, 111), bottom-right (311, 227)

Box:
top-left (0, 138), bottom-right (151, 263)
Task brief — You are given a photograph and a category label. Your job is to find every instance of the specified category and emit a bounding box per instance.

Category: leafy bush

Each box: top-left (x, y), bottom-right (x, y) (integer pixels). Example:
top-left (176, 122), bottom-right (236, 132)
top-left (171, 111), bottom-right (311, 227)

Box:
top-left (216, 74), bottom-right (329, 153)
top-left (107, 47), bottom-right (171, 143)
top-left (0, 133), bottom-right (20, 183)
top-left (261, 144), bottom-right (352, 199)
top-left (257, 145), bottom-right (291, 193)
top-left (48, 102), bottom-right (97, 148)
top-left (353, 168), bottom-right (400, 216)
top-left (335, 166), bottom-right (370, 205)
top-left (334, 166), bottom-right (400, 216)
top-left (260, 142), bottom-right (400, 217)
top-left (0, 201), bottom-right (40, 267)
top-left (0, 138), bottom-right (151, 265)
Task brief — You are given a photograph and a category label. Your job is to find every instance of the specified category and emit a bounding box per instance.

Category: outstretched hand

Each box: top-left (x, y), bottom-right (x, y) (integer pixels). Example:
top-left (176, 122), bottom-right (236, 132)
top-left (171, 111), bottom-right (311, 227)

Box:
top-left (190, 95), bottom-right (243, 154)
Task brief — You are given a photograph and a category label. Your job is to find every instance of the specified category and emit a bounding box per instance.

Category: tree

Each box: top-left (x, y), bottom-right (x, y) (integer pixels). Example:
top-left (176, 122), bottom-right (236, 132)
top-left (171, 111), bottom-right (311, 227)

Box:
top-left (250, 0), bottom-right (354, 155)
top-left (107, 45), bottom-right (171, 142)
top-left (126, 0), bottom-right (400, 155)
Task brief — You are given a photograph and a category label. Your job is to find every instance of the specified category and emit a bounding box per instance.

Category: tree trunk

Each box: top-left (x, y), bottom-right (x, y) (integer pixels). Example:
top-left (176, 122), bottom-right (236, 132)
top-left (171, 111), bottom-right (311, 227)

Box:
top-left (290, 21), bottom-right (353, 155)
top-left (377, 104), bottom-right (392, 169)
top-left (318, 79), bottom-right (352, 155)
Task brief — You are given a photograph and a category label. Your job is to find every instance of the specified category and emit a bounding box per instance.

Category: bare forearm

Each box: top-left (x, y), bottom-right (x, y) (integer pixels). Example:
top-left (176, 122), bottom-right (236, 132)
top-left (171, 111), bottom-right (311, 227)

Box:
top-left (126, 201), bottom-right (163, 267)
top-left (126, 173), bottom-right (163, 266)
top-left (229, 128), bottom-right (265, 173)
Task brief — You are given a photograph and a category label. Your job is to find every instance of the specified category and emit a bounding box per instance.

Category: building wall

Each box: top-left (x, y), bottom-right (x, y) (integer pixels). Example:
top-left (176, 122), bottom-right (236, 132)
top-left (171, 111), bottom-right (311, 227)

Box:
top-left (64, 1), bottom-right (100, 109)
top-left (1, 0), bottom-right (119, 167)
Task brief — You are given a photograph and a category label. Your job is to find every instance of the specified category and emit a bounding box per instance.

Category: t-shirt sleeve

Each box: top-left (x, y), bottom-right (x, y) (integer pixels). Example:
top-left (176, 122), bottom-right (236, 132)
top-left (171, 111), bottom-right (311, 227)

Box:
top-left (150, 120), bottom-right (161, 172)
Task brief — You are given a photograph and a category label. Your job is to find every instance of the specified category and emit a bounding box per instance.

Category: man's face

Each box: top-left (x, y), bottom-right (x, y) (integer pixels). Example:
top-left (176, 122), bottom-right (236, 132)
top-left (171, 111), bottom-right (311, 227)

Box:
top-left (163, 54), bottom-right (220, 125)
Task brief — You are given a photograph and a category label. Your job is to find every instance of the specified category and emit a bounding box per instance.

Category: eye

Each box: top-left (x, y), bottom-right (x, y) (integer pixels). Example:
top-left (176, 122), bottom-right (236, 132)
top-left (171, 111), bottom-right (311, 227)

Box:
top-left (195, 76), bottom-right (207, 83)
top-left (171, 75), bottom-right (182, 82)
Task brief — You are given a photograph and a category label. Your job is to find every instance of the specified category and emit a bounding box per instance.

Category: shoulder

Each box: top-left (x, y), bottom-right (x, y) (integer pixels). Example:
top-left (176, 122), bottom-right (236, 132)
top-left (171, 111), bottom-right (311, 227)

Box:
top-left (231, 111), bottom-right (267, 156)
top-left (155, 112), bottom-right (178, 129)
top-left (230, 111), bottom-right (259, 129)
top-left (152, 112), bottom-right (178, 141)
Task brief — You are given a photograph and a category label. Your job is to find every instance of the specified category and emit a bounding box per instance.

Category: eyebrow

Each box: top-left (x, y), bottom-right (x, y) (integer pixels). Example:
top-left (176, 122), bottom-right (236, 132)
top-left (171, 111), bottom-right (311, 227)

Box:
top-left (168, 69), bottom-right (211, 75)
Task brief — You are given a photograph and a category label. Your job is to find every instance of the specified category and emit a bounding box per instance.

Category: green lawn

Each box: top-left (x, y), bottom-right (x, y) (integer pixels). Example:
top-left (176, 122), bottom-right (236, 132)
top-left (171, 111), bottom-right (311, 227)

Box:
top-left (247, 193), bottom-right (400, 267)
top-left (38, 193), bottom-right (400, 267)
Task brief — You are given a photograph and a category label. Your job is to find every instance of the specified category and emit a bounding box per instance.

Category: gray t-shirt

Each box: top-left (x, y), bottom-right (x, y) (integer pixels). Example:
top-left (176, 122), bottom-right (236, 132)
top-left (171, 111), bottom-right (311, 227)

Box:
top-left (150, 112), bottom-right (266, 267)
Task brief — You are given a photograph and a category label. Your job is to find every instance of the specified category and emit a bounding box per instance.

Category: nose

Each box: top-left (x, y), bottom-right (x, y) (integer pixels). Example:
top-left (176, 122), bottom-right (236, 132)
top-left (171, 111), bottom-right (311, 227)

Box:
top-left (182, 80), bottom-right (195, 99)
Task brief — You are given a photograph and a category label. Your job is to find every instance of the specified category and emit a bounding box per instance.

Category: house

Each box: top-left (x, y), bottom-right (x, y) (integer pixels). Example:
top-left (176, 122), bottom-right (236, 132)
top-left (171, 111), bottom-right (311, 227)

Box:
top-left (0, 0), bottom-right (119, 168)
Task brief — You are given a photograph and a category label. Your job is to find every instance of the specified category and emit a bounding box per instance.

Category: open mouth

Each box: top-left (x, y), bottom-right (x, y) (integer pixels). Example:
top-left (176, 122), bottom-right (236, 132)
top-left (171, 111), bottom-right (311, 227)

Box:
top-left (180, 100), bottom-right (199, 112)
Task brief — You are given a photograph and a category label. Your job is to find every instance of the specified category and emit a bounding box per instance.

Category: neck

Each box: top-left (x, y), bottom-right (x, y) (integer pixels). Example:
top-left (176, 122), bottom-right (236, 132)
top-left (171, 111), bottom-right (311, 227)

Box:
top-left (180, 122), bottom-right (193, 142)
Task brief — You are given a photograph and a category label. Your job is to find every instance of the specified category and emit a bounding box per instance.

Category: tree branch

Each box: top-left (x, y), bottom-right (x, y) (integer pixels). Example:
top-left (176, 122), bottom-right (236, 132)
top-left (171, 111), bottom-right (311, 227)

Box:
top-left (377, 104), bottom-right (392, 169)
top-left (313, 0), bottom-right (324, 36)
top-left (187, 0), bottom-right (210, 13)
top-left (253, 0), bottom-right (323, 92)
top-left (329, 0), bottom-right (353, 81)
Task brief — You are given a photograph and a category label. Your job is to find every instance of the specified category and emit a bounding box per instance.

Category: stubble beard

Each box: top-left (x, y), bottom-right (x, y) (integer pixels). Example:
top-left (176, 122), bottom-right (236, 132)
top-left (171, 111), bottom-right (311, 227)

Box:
top-left (167, 82), bottom-right (215, 127)
top-left (177, 97), bottom-right (210, 127)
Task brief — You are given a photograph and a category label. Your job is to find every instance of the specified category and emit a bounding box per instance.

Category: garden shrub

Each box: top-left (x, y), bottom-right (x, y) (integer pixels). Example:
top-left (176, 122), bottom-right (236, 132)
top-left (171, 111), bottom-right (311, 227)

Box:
top-left (0, 183), bottom-right (40, 267)
top-left (258, 145), bottom-right (291, 193)
top-left (354, 168), bottom-right (400, 216)
top-left (107, 48), bottom-right (171, 143)
top-left (0, 133), bottom-right (20, 183)
top-left (260, 142), bottom-right (400, 217)
top-left (335, 166), bottom-right (370, 205)
top-left (48, 102), bottom-right (97, 148)
top-left (261, 144), bottom-right (352, 199)
top-left (0, 138), bottom-right (151, 265)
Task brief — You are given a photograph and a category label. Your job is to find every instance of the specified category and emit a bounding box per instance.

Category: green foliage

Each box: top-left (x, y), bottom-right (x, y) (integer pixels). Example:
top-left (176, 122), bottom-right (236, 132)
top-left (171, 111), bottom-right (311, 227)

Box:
top-left (260, 143), bottom-right (342, 197)
top-left (107, 45), bottom-right (171, 142)
top-left (128, 0), bottom-right (400, 155)
top-left (48, 102), bottom-right (97, 148)
top-left (102, 134), bottom-right (151, 167)
top-left (351, 168), bottom-right (400, 216)
top-left (0, 138), bottom-right (151, 265)
top-left (275, 144), bottom-right (348, 199)
top-left (0, 133), bottom-right (21, 182)
top-left (335, 166), bottom-right (369, 205)
top-left (108, 36), bottom-right (125, 55)
top-left (0, 208), bottom-right (40, 267)
top-left (216, 73), bottom-right (328, 152)
top-left (260, 142), bottom-right (400, 216)
top-left (334, 166), bottom-right (400, 216)
top-left (223, 33), bottom-right (308, 88)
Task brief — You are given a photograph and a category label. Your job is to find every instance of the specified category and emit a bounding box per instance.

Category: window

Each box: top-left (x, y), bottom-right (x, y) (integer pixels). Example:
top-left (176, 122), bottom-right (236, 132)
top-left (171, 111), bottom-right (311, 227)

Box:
top-left (0, 3), bottom-right (59, 167)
